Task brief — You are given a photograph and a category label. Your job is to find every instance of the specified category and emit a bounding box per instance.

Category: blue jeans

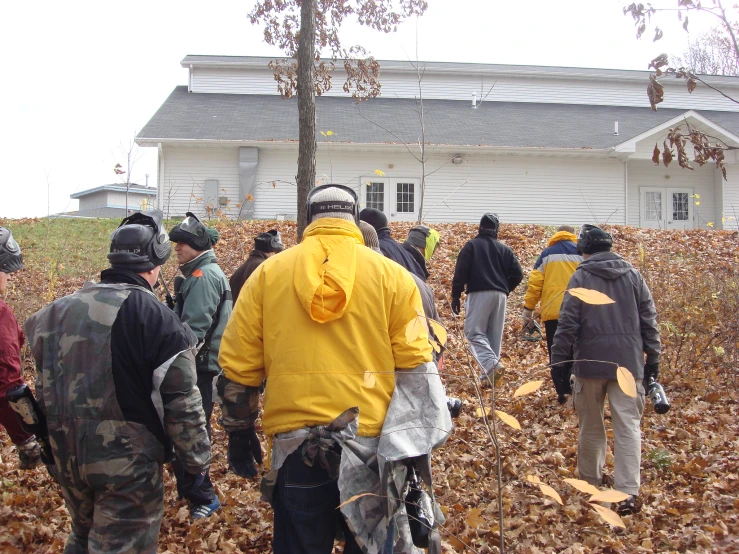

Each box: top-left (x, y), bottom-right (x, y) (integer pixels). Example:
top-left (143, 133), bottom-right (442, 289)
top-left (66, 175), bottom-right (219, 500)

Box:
top-left (273, 448), bottom-right (395, 554)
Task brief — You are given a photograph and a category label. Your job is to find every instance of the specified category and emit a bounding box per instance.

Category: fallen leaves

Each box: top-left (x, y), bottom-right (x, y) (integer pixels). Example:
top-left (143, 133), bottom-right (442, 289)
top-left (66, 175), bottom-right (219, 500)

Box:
top-left (513, 379), bottom-right (543, 398)
top-left (616, 366), bottom-right (638, 398)
top-left (566, 287), bottom-right (615, 305)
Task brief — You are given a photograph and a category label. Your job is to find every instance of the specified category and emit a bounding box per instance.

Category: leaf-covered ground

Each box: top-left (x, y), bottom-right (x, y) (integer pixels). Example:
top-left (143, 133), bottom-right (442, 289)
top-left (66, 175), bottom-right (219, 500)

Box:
top-left (1, 218), bottom-right (738, 553)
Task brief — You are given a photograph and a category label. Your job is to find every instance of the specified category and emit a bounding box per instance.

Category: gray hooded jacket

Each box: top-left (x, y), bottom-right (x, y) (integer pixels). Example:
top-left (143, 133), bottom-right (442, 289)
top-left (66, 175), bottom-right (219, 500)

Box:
top-left (551, 251), bottom-right (660, 380)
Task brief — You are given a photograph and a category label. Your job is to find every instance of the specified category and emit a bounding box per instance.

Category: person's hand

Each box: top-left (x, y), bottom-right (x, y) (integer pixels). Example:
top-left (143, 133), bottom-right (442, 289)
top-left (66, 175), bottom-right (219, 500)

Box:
top-left (451, 297), bottom-right (461, 316)
top-left (228, 428), bottom-right (263, 478)
top-left (551, 365), bottom-right (572, 399)
top-left (643, 362), bottom-right (659, 390)
top-left (521, 307), bottom-right (534, 327)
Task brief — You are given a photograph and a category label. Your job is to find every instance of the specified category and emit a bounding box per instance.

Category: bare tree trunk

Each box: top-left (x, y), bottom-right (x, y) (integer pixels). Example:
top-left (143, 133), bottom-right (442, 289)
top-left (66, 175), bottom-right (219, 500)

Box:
top-left (296, 0), bottom-right (317, 239)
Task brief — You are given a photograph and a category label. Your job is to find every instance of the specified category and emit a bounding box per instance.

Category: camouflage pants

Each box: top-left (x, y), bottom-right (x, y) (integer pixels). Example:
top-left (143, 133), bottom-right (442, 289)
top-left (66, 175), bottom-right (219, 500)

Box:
top-left (49, 420), bottom-right (165, 554)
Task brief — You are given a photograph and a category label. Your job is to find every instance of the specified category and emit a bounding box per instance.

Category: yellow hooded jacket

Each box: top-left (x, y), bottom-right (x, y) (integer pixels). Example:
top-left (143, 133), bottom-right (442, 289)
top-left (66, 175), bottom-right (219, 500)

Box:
top-left (523, 231), bottom-right (582, 322)
top-left (218, 218), bottom-right (432, 437)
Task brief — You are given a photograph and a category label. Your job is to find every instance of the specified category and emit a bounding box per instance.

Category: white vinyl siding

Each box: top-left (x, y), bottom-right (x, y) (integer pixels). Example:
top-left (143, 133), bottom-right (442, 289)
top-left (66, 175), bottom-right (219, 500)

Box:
top-left (626, 160), bottom-right (718, 228)
top-left (190, 66), bottom-right (739, 112)
top-left (161, 145), bottom-right (626, 225)
top-left (158, 147), bottom-right (241, 220)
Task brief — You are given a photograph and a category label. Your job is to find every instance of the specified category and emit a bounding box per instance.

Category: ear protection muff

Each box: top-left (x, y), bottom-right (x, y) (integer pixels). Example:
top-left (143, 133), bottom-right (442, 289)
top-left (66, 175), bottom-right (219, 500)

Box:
top-left (306, 184), bottom-right (360, 223)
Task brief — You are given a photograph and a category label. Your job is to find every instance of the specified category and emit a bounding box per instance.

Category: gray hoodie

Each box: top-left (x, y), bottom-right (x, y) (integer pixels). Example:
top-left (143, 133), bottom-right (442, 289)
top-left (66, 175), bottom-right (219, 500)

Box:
top-left (551, 251), bottom-right (660, 380)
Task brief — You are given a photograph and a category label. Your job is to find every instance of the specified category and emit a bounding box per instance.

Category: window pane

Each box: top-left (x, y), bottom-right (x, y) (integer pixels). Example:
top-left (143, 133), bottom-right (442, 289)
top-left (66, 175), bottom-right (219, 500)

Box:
top-left (672, 192), bottom-right (689, 221)
top-left (396, 182), bottom-right (415, 213)
top-left (366, 182), bottom-right (385, 211)
top-left (645, 192), bottom-right (662, 221)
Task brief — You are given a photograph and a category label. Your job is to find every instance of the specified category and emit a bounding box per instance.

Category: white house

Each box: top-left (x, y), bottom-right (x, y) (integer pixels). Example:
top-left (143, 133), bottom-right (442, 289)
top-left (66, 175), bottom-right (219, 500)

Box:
top-left (65, 183), bottom-right (157, 218)
top-left (136, 55), bottom-right (739, 229)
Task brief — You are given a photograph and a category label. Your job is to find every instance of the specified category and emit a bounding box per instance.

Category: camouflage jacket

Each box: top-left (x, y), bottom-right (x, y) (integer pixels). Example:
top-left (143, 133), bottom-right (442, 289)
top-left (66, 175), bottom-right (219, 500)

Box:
top-left (24, 269), bottom-right (212, 474)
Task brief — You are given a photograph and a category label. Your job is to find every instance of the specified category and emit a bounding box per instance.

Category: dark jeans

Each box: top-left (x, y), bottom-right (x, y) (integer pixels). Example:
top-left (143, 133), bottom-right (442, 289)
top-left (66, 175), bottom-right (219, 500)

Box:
top-left (172, 373), bottom-right (216, 506)
top-left (273, 448), bottom-right (395, 554)
top-left (545, 319), bottom-right (573, 391)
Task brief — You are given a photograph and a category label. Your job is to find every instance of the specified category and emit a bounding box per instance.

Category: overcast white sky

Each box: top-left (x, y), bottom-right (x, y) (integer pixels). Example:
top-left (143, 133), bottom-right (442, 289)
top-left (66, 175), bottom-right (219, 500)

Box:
top-left (0, 0), bottom-right (713, 218)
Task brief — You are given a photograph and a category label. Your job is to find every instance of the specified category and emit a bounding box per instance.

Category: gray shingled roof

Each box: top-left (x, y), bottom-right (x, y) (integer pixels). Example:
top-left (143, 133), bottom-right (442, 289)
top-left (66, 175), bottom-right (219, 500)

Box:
top-left (137, 86), bottom-right (739, 149)
top-left (70, 183), bottom-right (157, 199)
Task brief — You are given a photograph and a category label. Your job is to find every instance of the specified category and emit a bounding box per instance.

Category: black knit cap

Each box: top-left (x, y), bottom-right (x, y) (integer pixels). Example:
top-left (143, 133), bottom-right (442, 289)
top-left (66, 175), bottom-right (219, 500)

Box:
top-left (359, 208), bottom-right (389, 231)
top-left (577, 224), bottom-right (613, 254)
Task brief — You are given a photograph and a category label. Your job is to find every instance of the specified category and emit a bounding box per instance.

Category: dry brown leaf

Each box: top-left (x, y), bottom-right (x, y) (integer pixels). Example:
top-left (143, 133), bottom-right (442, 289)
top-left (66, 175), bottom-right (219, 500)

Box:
top-left (589, 489), bottom-right (631, 503)
top-left (405, 314), bottom-right (426, 343)
top-left (616, 366), bottom-right (637, 398)
top-left (337, 492), bottom-right (378, 509)
top-left (476, 406), bottom-right (492, 418)
top-left (428, 319), bottom-right (448, 346)
top-left (563, 478), bottom-right (600, 495)
top-left (590, 503), bottom-right (626, 528)
top-left (526, 474), bottom-right (541, 484)
top-left (539, 483), bottom-right (563, 505)
top-left (464, 507), bottom-right (486, 528)
top-left (513, 379), bottom-right (544, 398)
top-left (567, 287), bottom-right (615, 304)
top-left (495, 410), bottom-right (521, 430)
top-left (363, 370), bottom-right (376, 388)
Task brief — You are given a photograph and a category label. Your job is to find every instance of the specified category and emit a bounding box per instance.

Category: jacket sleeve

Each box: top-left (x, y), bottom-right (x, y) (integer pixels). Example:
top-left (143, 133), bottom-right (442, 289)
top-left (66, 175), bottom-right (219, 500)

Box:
top-left (523, 254), bottom-right (545, 310)
top-left (506, 250), bottom-right (524, 294)
top-left (159, 348), bottom-right (212, 474)
top-left (451, 243), bottom-right (472, 298)
top-left (637, 275), bottom-right (661, 366)
top-left (180, 273), bottom-right (222, 341)
top-left (228, 266), bottom-right (245, 305)
top-left (0, 303), bottom-right (24, 391)
top-left (551, 272), bottom-right (582, 366)
top-left (218, 266), bottom-right (266, 388)
top-left (390, 273), bottom-right (433, 369)
top-left (216, 374), bottom-right (261, 433)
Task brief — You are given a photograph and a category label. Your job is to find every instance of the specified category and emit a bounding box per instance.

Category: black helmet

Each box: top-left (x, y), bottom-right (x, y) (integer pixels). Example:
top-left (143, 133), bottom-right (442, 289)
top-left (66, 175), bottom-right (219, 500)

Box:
top-left (480, 213), bottom-right (500, 232)
top-left (108, 210), bottom-right (171, 272)
top-left (577, 224), bottom-right (613, 255)
top-left (0, 227), bottom-right (23, 273)
top-left (169, 212), bottom-right (212, 251)
top-left (255, 230), bottom-right (284, 253)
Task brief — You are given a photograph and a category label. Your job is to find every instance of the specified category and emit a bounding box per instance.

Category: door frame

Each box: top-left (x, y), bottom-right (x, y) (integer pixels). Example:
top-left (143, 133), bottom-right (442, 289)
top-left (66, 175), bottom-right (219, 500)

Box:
top-left (361, 177), bottom-right (420, 222)
top-left (639, 186), bottom-right (694, 229)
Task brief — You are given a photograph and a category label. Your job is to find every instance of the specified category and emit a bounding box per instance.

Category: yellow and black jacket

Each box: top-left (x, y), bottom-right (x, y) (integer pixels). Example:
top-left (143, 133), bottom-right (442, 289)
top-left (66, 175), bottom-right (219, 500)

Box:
top-left (523, 231), bottom-right (582, 321)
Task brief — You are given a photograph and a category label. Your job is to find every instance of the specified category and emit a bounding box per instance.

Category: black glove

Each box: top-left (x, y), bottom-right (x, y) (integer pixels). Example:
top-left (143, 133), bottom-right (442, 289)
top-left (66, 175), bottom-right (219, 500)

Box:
top-left (451, 297), bottom-right (461, 315)
top-left (181, 471), bottom-right (206, 496)
top-left (228, 428), bottom-right (263, 478)
top-left (643, 362), bottom-right (659, 389)
top-left (551, 364), bottom-right (572, 399)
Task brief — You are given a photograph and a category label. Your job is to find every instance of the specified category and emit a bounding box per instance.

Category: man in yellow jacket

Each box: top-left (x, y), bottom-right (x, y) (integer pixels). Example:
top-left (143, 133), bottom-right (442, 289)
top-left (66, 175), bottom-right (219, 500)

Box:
top-left (521, 225), bottom-right (582, 403)
top-left (218, 185), bottom-right (434, 554)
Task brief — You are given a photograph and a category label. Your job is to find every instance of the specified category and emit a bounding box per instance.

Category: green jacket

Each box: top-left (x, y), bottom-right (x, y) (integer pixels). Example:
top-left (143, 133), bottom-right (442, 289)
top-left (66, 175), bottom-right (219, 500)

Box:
top-left (176, 250), bottom-right (233, 375)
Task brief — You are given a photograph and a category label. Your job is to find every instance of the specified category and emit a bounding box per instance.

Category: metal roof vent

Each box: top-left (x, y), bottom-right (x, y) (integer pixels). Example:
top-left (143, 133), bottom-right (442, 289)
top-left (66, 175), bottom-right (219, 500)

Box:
top-left (614, 121), bottom-right (619, 136)
top-left (472, 92), bottom-right (477, 108)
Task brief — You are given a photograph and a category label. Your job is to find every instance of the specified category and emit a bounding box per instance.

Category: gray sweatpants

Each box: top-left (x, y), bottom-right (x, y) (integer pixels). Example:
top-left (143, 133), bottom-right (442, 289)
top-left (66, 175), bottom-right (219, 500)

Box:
top-left (572, 376), bottom-right (646, 495)
top-left (464, 290), bottom-right (507, 373)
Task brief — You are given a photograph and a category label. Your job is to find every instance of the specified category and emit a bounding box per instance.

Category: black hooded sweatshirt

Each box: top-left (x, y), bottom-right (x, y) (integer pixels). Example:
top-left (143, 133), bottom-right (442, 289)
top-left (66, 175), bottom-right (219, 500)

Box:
top-left (451, 229), bottom-right (523, 298)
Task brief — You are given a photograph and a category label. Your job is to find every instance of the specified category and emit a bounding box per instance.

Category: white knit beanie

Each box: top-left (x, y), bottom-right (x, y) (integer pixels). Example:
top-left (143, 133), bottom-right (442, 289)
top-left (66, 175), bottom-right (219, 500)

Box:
top-left (309, 186), bottom-right (356, 222)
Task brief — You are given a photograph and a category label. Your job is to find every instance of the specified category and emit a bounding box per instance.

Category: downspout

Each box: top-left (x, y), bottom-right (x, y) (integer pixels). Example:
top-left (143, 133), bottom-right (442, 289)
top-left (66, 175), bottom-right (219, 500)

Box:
top-left (623, 161), bottom-right (628, 225)
top-left (239, 147), bottom-right (259, 219)
top-left (157, 142), bottom-right (163, 211)
top-left (189, 65), bottom-right (193, 92)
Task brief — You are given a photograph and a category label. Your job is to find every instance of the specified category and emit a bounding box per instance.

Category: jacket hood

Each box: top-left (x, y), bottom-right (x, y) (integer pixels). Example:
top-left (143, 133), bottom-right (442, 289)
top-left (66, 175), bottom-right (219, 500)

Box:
top-left (180, 249), bottom-right (216, 277)
top-left (296, 218), bottom-right (364, 323)
top-left (547, 230), bottom-right (577, 247)
top-left (579, 252), bottom-right (633, 280)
